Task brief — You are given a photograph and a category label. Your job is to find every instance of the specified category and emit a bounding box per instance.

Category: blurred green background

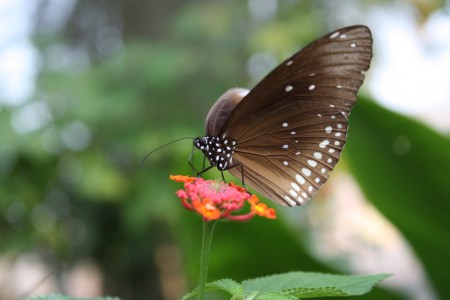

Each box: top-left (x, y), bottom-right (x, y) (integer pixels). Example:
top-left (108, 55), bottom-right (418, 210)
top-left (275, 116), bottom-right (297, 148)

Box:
top-left (0, 0), bottom-right (449, 299)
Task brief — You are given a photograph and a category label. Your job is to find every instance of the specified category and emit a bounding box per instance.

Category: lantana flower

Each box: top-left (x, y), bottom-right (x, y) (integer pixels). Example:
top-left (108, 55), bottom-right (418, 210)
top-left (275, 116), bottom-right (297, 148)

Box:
top-left (170, 175), bottom-right (276, 221)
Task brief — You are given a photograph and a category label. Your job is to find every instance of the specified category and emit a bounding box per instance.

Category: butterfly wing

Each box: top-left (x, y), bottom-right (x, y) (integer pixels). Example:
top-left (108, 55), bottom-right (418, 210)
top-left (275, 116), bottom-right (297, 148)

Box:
top-left (221, 25), bottom-right (373, 206)
top-left (205, 88), bottom-right (249, 137)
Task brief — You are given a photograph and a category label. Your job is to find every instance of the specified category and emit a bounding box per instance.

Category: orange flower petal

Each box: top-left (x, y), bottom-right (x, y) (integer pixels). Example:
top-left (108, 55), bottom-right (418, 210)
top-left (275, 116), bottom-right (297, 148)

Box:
top-left (170, 175), bottom-right (196, 183)
top-left (229, 182), bottom-right (247, 193)
top-left (248, 194), bottom-right (259, 205)
top-left (264, 208), bottom-right (277, 219)
top-left (193, 199), bottom-right (221, 221)
top-left (252, 203), bottom-right (268, 216)
top-left (250, 202), bottom-right (276, 219)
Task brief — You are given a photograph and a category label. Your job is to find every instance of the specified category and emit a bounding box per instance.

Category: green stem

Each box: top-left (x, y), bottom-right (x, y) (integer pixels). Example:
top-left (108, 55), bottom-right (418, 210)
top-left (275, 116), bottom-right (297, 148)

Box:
top-left (197, 220), bottom-right (217, 300)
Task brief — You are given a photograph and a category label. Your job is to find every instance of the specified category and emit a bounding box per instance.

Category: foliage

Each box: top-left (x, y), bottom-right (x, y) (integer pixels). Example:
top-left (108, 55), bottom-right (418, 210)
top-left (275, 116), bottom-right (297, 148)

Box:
top-left (27, 296), bottom-right (119, 300)
top-left (346, 97), bottom-right (450, 298)
top-left (182, 272), bottom-right (390, 299)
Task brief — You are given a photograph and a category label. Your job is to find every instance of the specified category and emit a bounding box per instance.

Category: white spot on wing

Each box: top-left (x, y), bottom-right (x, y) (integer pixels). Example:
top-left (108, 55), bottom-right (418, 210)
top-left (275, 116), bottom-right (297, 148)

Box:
top-left (302, 168), bottom-right (312, 177)
top-left (309, 84), bottom-right (315, 91)
top-left (285, 85), bottom-right (293, 92)
top-left (314, 152), bottom-right (322, 159)
top-left (325, 126), bottom-right (332, 134)
top-left (282, 122), bottom-right (288, 127)
top-left (319, 140), bottom-right (330, 148)
top-left (291, 182), bottom-right (300, 192)
top-left (284, 195), bottom-right (296, 206)
top-left (283, 161), bottom-right (289, 166)
top-left (286, 60), bottom-right (293, 66)
top-left (330, 31), bottom-right (340, 39)
top-left (296, 174), bottom-right (306, 185)
top-left (350, 43), bottom-right (356, 48)
top-left (289, 189), bottom-right (298, 197)
top-left (282, 144), bottom-right (289, 149)
top-left (307, 160), bottom-right (317, 167)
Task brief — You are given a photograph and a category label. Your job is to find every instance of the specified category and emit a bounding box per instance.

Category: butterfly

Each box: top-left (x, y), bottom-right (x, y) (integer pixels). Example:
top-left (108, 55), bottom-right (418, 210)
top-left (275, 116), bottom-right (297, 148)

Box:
top-left (193, 25), bottom-right (373, 206)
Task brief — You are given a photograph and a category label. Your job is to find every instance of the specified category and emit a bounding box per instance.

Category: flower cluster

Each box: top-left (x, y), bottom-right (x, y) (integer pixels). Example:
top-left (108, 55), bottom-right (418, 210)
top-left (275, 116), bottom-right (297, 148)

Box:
top-left (170, 175), bottom-right (276, 222)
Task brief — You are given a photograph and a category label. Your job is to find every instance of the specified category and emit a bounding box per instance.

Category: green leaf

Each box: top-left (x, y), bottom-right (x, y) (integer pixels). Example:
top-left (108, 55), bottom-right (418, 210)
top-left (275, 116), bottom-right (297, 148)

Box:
top-left (346, 98), bottom-right (450, 298)
top-left (181, 278), bottom-right (242, 299)
top-left (253, 293), bottom-right (297, 300)
top-left (242, 272), bottom-right (390, 298)
top-left (26, 295), bottom-right (120, 300)
top-left (181, 272), bottom-right (389, 299)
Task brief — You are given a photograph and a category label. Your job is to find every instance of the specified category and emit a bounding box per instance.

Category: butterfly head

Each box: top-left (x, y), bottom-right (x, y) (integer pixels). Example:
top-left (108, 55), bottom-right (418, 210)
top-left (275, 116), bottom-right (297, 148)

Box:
top-left (193, 136), bottom-right (209, 151)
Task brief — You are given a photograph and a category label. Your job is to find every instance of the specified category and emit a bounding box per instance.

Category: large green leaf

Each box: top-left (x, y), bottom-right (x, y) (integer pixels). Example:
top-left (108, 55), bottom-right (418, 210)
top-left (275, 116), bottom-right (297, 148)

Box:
top-left (243, 272), bottom-right (390, 298)
top-left (346, 98), bottom-right (450, 298)
top-left (27, 295), bottom-right (120, 300)
top-left (181, 272), bottom-right (389, 299)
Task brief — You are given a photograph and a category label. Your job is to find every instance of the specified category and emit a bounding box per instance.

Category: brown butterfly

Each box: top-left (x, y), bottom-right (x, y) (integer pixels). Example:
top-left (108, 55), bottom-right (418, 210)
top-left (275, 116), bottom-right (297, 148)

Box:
top-left (194, 25), bottom-right (373, 206)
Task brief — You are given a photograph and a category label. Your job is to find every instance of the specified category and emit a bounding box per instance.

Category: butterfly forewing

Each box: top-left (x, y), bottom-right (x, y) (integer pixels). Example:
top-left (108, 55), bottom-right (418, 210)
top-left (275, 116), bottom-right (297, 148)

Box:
top-left (199, 25), bottom-right (373, 206)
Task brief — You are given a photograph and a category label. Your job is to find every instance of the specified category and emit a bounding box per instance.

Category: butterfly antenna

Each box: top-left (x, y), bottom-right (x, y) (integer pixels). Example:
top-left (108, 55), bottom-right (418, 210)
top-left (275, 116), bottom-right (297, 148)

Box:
top-left (141, 137), bottom-right (194, 167)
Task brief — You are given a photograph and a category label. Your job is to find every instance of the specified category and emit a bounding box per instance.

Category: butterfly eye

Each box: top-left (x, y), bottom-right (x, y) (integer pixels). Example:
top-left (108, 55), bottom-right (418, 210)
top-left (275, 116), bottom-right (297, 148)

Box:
top-left (193, 138), bottom-right (203, 148)
top-left (194, 25), bottom-right (373, 207)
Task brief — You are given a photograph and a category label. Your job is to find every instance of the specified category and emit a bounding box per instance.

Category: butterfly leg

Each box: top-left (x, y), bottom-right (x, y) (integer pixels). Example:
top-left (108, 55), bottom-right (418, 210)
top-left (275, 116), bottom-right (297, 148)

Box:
top-left (188, 146), bottom-right (209, 175)
top-left (220, 171), bottom-right (226, 182)
top-left (188, 157), bottom-right (214, 177)
top-left (188, 147), bottom-right (199, 176)
top-left (227, 162), bottom-right (246, 187)
top-left (197, 165), bottom-right (214, 177)
top-left (239, 164), bottom-right (246, 187)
